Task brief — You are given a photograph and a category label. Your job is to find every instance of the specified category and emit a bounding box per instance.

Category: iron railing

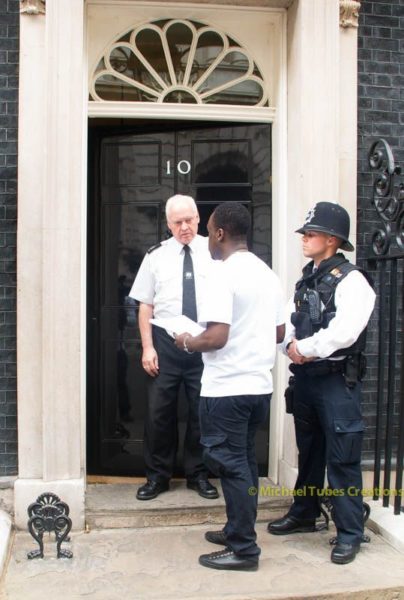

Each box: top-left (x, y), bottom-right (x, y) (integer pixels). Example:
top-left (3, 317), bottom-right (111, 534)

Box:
top-left (367, 138), bottom-right (404, 515)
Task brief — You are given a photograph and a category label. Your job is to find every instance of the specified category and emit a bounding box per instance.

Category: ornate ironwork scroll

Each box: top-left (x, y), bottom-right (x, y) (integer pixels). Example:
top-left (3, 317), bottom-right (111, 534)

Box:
top-left (27, 492), bottom-right (73, 559)
top-left (318, 493), bottom-right (371, 544)
top-left (367, 138), bottom-right (404, 258)
top-left (367, 139), bottom-right (404, 517)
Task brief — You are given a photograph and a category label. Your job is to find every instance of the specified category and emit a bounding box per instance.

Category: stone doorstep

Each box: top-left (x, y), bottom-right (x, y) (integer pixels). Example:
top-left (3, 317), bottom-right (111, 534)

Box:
top-left (85, 479), bottom-right (292, 530)
top-left (4, 482), bottom-right (404, 599)
top-left (4, 523), bottom-right (404, 600)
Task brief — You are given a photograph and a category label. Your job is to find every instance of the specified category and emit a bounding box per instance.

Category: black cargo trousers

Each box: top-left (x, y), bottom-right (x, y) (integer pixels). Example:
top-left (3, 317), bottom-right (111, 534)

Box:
top-left (288, 363), bottom-right (365, 545)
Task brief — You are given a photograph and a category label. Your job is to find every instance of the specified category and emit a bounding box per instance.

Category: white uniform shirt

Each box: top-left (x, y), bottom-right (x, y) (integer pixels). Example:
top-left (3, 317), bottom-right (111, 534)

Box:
top-left (282, 269), bottom-right (376, 359)
top-left (128, 234), bottom-right (213, 319)
top-left (199, 252), bottom-right (285, 397)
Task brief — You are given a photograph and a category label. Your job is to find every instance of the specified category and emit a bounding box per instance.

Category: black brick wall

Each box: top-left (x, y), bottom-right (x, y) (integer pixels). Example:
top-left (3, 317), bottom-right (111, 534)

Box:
top-left (357, 0), bottom-right (404, 465)
top-left (0, 0), bottom-right (18, 476)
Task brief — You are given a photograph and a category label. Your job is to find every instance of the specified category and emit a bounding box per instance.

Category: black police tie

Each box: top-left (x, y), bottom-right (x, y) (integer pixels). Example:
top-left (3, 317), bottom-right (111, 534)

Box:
top-left (182, 245), bottom-right (197, 321)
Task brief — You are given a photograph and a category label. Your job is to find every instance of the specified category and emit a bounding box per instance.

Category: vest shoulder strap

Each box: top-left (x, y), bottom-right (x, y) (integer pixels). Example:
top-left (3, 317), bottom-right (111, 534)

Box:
top-left (321, 262), bottom-right (374, 291)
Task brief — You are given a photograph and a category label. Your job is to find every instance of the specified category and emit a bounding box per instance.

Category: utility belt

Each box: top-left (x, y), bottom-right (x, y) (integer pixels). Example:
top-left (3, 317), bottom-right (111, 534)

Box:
top-left (284, 354), bottom-right (367, 414)
top-left (290, 359), bottom-right (345, 377)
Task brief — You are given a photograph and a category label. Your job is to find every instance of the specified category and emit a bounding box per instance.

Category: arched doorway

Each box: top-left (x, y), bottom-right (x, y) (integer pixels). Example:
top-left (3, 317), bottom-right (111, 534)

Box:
top-left (86, 17), bottom-right (275, 476)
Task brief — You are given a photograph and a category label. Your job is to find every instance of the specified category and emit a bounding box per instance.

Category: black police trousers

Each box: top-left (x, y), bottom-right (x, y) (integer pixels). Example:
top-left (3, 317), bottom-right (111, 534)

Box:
top-left (288, 366), bottom-right (365, 545)
top-left (199, 393), bottom-right (271, 558)
top-left (144, 327), bottom-right (207, 483)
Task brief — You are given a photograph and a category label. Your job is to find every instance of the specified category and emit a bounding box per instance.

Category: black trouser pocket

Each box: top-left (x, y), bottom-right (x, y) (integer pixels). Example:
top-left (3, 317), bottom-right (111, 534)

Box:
top-left (200, 434), bottom-right (233, 477)
top-left (331, 419), bottom-right (365, 464)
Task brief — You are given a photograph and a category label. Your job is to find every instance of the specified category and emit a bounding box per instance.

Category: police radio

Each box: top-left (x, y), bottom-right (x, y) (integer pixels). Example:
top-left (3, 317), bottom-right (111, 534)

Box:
top-left (307, 290), bottom-right (322, 325)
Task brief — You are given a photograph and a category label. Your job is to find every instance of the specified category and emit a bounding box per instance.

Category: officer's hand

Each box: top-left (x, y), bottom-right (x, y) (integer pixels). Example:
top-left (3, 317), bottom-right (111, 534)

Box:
top-left (142, 347), bottom-right (159, 377)
top-left (287, 338), bottom-right (306, 365)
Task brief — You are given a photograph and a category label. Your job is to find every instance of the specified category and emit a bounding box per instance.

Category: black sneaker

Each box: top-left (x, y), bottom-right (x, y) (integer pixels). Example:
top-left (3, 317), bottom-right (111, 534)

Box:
top-left (204, 530), bottom-right (227, 546)
top-left (199, 549), bottom-right (258, 571)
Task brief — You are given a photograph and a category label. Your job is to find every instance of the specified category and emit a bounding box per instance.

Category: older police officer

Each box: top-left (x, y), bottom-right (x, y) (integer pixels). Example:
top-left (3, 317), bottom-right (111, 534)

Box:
top-left (267, 202), bottom-right (375, 565)
top-left (129, 194), bottom-right (218, 501)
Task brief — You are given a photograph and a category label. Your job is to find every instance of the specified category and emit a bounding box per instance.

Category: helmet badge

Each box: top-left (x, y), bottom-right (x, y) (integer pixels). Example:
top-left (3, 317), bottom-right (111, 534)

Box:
top-left (304, 206), bottom-right (316, 225)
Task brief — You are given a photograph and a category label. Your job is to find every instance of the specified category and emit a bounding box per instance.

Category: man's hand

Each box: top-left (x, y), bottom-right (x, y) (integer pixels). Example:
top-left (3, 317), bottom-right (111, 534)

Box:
top-left (174, 332), bottom-right (191, 351)
top-left (287, 338), bottom-right (315, 365)
top-left (142, 347), bottom-right (159, 377)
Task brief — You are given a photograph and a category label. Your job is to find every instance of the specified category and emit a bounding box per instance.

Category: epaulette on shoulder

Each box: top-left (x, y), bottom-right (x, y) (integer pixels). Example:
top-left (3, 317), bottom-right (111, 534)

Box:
top-left (326, 261), bottom-right (374, 287)
top-left (330, 262), bottom-right (374, 289)
top-left (147, 242), bottom-right (162, 254)
top-left (319, 262), bottom-right (354, 289)
top-left (329, 264), bottom-right (353, 279)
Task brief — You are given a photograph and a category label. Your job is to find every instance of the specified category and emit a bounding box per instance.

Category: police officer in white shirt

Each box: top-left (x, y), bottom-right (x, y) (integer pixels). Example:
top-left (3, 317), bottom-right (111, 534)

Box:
top-left (267, 202), bottom-right (376, 565)
top-left (129, 195), bottom-right (218, 501)
top-left (175, 202), bottom-right (285, 571)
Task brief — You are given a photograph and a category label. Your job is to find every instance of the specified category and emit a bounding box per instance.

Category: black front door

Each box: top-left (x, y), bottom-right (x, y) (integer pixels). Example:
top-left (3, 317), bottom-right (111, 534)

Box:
top-left (87, 121), bottom-right (272, 476)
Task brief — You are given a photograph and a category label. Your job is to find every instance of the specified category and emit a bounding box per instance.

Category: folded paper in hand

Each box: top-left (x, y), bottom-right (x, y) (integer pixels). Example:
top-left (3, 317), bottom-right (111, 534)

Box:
top-left (150, 315), bottom-right (205, 338)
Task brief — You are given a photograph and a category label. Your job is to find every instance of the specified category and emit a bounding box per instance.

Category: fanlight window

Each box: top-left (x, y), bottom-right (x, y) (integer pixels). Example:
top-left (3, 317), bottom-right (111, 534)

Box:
top-left (89, 19), bottom-right (268, 107)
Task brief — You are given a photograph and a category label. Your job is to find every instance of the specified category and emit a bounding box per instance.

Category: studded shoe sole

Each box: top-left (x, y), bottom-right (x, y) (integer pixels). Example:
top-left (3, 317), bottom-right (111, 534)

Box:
top-left (199, 549), bottom-right (259, 571)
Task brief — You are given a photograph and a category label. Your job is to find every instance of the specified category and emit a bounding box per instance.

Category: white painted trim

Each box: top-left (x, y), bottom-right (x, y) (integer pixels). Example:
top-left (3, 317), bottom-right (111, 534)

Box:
top-left (87, 2), bottom-right (286, 481)
top-left (82, 13), bottom-right (90, 488)
top-left (90, 18), bottom-right (269, 106)
top-left (0, 510), bottom-right (12, 577)
top-left (86, 0), bottom-right (288, 13)
top-left (87, 4), bottom-right (283, 104)
top-left (16, 0), bottom-right (87, 528)
top-left (268, 7), bottom-right (288, 484)
top-left (88, 101), bottom-right (276, 121)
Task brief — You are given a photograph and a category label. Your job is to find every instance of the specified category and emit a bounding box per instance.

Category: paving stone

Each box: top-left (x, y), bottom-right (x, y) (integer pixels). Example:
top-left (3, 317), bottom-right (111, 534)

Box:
top-left (1, 522), bottom-right (404, 600)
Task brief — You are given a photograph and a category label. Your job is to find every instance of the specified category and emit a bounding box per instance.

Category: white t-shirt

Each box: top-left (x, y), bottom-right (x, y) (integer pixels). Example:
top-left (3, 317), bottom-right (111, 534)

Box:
top-left (199, 252), bottom-right (285, 397)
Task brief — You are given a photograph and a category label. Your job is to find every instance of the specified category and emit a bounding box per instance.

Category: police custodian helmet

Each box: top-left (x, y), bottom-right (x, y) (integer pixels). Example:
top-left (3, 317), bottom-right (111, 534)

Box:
top-left (295, 202), bottom-right (354, 252)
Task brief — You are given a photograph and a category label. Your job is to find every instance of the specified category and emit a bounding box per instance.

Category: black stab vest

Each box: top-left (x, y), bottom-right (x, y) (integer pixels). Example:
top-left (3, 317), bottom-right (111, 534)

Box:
top-left (291, 254), bottom-right (370, 357)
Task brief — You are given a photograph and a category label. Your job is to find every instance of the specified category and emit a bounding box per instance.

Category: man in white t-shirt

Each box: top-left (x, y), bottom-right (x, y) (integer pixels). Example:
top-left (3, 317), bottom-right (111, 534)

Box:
top-left (175, 202), bottom-right (285, 572)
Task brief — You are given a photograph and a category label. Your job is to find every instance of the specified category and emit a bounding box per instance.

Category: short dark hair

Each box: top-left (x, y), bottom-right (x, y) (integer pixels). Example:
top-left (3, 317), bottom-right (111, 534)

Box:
top-left (212, 202), bottom-right (251, 238)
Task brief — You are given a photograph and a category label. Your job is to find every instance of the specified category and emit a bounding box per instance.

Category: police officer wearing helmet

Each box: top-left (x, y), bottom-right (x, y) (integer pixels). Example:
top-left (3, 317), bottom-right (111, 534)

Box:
top-left (267, 202), bottom-right (376, 565)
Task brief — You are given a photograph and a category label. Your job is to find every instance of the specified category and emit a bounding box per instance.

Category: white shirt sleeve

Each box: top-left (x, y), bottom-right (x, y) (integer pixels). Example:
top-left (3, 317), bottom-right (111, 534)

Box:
top-left (128, 253), bottom-right (155, 305)
top-left (296, 270), bottom-right (376, 359)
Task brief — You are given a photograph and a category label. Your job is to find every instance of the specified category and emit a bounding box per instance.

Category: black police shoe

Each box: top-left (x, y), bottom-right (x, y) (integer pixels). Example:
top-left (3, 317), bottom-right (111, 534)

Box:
top-left (267, 514), bottom-right (316, 535)
top-left (331, 542), bottom-right (360, 564)
top-left (205, 529), bottom-right (227, 546)
top-left (136, 480), bottom-right (169, 501)
top-left (187, 479), bottom-right (219, 499)
top-left (199, 549), bottom-right (258, 571)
